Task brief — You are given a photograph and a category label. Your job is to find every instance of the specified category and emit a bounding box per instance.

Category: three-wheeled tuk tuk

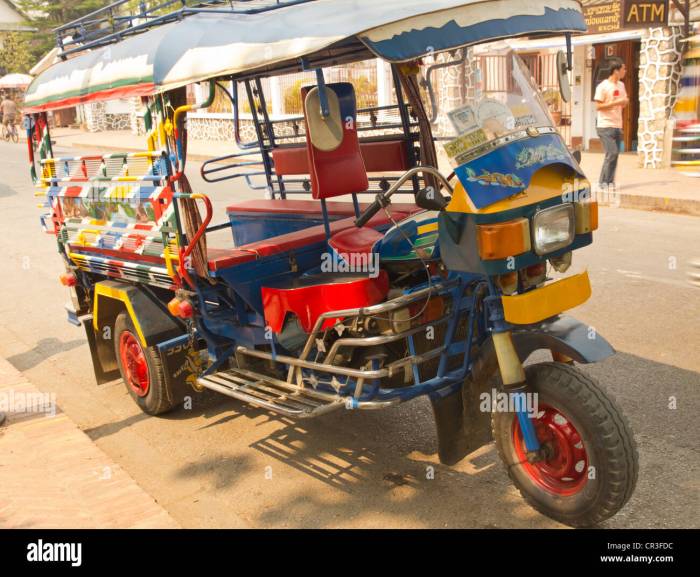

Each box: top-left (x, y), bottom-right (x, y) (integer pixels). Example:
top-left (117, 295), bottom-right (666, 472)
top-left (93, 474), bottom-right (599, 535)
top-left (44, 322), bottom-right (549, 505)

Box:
top-left (24, 0), bottom-right (637, 526)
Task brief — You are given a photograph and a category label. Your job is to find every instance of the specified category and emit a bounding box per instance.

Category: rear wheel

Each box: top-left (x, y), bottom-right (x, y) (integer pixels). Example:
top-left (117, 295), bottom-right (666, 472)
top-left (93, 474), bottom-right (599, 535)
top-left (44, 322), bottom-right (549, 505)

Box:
top-left (492, 362), bottom-right (638, 527)
top-left (114, 312), bottom-right (176, 415)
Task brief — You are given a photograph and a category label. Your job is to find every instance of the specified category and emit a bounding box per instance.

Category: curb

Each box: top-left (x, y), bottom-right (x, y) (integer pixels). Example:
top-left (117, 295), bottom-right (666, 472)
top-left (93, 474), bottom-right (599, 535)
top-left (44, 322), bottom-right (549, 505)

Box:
top-left (615, 193), bottom-right (700, 217)
top-left (0, 356), bottom-right (180, 529)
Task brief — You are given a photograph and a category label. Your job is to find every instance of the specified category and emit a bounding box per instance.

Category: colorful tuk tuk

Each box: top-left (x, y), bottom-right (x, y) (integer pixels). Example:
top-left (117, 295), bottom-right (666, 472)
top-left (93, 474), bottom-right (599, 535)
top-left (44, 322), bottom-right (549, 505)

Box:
top-left (24, 0), bottom-right (637, 527)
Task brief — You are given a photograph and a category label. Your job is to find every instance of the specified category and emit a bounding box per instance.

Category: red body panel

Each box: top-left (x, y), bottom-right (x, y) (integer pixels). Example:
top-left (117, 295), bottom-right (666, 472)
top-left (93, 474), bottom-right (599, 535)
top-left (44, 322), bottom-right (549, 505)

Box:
top-left (262, 271), bottom-right (389, 333)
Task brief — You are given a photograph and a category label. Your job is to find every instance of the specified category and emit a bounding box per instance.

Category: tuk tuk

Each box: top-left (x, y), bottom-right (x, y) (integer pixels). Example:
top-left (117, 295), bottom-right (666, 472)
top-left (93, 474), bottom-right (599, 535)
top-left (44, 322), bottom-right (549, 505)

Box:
top-left (24, 0), bottom-right (638, 527)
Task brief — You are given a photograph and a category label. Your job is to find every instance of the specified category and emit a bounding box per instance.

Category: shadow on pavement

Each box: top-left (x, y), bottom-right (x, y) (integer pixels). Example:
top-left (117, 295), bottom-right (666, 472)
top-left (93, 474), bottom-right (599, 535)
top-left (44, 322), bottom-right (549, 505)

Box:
top-left (165, 351), bottom-right (699, 528)
top-left (6, 337), bottom-right (85, 371)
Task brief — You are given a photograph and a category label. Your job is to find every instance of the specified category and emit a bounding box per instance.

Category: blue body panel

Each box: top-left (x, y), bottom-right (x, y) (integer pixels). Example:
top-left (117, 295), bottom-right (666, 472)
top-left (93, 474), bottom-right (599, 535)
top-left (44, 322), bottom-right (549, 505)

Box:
top-left (227, 210), bottom-right (346, 246)
top-left (360, 7), bottom-right (586, 62)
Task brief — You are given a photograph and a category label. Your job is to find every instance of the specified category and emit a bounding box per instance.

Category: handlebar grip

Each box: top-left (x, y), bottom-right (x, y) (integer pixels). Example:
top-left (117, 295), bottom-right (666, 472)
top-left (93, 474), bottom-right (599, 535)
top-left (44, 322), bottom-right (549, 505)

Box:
top-left (355, 199), bottom-right (383, 228)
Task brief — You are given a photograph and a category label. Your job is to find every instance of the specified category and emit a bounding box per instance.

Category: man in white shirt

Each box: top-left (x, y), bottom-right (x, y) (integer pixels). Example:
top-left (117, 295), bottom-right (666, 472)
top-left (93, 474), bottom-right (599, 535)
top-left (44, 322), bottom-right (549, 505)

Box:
top-left (594, 58), bottom-right (628, 187)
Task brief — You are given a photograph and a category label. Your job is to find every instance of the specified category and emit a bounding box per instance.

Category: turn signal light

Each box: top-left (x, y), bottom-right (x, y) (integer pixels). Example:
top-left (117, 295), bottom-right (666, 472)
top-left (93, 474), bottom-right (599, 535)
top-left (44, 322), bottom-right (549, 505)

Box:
top-left (521, 263), bottom-right (547, 289)
top-left (477, 218), bottom-right (531, 261)
top-left (177, 300), bottom-right (194, 319)
top-left (59, 273), bottom-right (77, 287)
top-left (575, 200), bottom-right (598, 234)
top-left (167, 297), bottom-right (181, 316)
top-left (168, 297), bottom-right (194, 319)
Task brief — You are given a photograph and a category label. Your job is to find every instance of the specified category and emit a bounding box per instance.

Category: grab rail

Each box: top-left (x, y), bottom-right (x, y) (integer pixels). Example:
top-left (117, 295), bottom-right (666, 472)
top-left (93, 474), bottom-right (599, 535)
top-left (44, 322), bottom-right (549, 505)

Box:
top-left (175, 192), bottom-right (212, 289)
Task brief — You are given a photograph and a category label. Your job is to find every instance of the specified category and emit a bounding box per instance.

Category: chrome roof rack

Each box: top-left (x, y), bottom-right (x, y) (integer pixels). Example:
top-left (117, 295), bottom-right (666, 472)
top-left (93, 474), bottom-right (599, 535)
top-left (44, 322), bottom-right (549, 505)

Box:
top-left (55, 0), bottom-right (318, 59)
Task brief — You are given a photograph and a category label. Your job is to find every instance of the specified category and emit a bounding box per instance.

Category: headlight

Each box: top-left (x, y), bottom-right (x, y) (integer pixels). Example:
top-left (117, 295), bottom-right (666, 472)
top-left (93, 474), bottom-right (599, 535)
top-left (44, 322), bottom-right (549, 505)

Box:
top-left (532, 204), bottom-right (575, 255)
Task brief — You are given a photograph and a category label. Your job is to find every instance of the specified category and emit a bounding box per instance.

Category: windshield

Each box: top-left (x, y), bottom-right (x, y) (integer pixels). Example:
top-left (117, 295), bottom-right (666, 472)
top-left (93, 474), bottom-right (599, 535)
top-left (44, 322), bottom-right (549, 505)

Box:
top-left (442, 51), bottom-right (556, 166)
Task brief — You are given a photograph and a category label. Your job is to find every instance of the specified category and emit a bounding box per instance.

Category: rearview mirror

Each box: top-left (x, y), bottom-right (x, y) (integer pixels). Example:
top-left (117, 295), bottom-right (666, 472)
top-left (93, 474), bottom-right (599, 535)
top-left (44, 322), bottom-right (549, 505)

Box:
top-left (557, 50), bottom-right (571, 104)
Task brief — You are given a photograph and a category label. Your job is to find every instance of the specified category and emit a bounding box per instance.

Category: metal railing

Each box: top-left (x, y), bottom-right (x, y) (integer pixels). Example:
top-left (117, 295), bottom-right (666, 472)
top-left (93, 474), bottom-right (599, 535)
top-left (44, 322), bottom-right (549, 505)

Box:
top-left (55, 0), bottom-right (320, 58)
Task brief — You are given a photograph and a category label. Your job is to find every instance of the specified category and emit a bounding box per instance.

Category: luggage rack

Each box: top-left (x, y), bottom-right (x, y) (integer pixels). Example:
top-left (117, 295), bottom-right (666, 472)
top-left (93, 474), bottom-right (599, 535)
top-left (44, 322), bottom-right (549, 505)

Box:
top-left (56, 0), bottom-right (320, 58)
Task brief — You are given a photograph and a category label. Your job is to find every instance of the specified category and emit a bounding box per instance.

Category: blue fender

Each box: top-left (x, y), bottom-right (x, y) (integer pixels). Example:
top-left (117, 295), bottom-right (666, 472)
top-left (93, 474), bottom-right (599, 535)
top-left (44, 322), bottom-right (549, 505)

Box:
top-left (511, 314), bottom-right (615, 363)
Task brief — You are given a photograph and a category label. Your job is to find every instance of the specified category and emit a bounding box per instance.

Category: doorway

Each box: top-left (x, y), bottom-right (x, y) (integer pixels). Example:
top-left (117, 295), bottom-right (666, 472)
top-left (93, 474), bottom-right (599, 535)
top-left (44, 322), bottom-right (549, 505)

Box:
top-left (591, 40), bottom-right (640, 152)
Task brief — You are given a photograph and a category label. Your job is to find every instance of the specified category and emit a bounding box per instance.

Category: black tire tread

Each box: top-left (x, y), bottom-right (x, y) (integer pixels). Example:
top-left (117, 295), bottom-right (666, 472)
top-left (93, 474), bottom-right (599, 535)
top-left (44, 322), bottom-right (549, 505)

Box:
top-left (492, 362), bottom-right (638, 527)
top-left (114, 312), bottom-right (176, 416)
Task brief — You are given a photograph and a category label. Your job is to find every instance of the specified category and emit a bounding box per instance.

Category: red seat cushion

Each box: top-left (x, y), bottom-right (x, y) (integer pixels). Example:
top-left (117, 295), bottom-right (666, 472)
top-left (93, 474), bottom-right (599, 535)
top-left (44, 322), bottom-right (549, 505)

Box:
top-left (207, 248), bottom-right (257, 271)
top-left (226, 199), bottom-right (357, 216)
top-left (271, 140), bottom-right (410, 176)
top-left (226, 198), bottom-right (421, 218)
top-left (328, 226), bottom-right (384, 258)
top-left (303, 83), bottom-right (369, 200)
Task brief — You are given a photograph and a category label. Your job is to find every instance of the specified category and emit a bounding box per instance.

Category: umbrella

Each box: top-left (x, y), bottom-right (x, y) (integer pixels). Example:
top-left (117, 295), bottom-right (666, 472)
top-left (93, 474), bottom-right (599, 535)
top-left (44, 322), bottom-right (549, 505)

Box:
top-left (0, 73), bottom-right (33, 89)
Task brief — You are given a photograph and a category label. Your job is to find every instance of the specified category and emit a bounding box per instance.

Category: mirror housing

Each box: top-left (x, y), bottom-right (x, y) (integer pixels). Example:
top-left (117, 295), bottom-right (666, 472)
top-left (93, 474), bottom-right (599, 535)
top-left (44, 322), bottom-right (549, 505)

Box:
top-left (415, 187), bottom-right (449, 211)
top-left (557, 50), bottom-right (571, 103)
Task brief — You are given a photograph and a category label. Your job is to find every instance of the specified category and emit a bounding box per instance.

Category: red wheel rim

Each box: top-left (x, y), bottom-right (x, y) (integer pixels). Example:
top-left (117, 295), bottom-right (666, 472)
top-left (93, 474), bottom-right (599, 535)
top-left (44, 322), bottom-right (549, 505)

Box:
top-left (119, 331), bottom-right (150, 397)
top-left (513, 403), bottom-right (588, 496)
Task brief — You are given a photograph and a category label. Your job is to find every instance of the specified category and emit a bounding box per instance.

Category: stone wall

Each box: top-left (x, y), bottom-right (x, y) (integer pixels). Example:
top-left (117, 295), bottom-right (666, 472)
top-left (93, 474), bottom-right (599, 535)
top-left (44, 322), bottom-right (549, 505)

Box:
top-left (81, 101), bottom-right (133, 132)
top-left (637, 26), bottom-right (684, 168)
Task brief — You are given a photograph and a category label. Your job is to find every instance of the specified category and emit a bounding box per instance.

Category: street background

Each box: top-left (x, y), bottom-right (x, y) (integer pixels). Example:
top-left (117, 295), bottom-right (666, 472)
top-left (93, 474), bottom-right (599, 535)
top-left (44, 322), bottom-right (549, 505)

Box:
top-left (0, 136), bottom-right (698, 528)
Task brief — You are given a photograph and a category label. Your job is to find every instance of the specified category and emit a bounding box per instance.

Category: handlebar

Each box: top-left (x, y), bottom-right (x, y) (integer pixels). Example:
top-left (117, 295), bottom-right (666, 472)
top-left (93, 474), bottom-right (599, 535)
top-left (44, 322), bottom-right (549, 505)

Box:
top-left (355, 195), bottom-right (387, 228)
top-left (354, 166), bottom-right (454, 228)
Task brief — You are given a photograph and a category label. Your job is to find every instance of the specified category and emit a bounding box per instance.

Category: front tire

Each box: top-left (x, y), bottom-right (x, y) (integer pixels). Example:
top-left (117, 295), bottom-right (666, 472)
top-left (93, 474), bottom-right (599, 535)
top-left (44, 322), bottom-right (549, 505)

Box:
top-left (492, 362), bottom-right (638, 527)
top-left (114, 312), bottom-right (176, 415)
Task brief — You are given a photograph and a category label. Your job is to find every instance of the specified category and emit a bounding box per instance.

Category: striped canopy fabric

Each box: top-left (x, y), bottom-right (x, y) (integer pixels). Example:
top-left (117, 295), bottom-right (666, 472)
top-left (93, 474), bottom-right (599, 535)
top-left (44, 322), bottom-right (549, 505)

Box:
top-left (25, 0), bottom-right (585, 112)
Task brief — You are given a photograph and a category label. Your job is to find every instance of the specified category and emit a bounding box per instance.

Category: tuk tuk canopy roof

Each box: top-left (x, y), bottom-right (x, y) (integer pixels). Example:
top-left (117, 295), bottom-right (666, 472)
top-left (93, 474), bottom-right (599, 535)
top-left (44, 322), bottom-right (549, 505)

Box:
top-left (25, 0), bottom-right (585, 112)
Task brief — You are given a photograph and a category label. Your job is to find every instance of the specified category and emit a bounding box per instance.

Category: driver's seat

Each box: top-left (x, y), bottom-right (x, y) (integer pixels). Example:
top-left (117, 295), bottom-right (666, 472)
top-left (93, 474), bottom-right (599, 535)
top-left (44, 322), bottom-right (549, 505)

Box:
top-left (328, 221), bottom-right (384, 259)
top-left (303, 81), bottom-right (383, 260)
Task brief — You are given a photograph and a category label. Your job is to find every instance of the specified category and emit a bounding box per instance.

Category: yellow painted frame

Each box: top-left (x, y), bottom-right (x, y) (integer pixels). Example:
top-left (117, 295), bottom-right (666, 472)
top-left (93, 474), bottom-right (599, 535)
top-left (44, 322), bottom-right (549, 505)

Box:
top-left (92, 283), bottom-right (148, 347)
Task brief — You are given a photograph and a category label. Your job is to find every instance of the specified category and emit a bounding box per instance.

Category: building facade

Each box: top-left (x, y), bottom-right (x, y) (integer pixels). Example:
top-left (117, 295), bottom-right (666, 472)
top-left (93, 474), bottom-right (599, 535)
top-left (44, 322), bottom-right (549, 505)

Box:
top-left (512, 0), bottom-right (699, 168)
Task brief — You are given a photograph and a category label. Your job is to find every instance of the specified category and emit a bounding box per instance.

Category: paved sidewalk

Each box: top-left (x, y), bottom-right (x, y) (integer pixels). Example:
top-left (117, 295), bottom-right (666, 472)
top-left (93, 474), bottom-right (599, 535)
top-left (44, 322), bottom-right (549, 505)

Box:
top-left (579, 152), bottom-right (700, 216)
top-left (48, 128), bottom-right (700, 216)
top-left (0, 357), bottom-right (179, 529)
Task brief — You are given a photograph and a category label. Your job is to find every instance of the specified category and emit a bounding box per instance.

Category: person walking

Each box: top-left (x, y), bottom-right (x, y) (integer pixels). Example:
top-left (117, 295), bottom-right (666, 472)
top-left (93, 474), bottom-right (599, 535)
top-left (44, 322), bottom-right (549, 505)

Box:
top-left (594, 58), bottom-right (628, 188)
top-left (1, 93), bottom-right (19, 140)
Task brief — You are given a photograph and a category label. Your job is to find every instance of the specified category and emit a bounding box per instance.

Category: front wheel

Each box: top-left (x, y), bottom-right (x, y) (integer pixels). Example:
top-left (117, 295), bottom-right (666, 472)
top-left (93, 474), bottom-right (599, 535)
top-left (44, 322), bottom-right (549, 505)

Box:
top-left (492, 362), bottom-right (638, 527)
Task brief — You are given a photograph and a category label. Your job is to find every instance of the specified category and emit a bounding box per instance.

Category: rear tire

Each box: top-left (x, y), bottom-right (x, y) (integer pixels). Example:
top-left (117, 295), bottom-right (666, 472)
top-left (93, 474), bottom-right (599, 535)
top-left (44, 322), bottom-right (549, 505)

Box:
top-left (492, 362), bottom-right (638, 527)
top-left (114, 312), bottom-right (176, 415)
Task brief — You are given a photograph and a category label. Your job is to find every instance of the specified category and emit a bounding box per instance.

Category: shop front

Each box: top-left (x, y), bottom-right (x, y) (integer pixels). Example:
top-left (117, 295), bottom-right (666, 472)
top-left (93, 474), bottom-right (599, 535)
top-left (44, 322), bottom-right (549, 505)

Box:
top-left (510, 0), bottom-right (698, 168)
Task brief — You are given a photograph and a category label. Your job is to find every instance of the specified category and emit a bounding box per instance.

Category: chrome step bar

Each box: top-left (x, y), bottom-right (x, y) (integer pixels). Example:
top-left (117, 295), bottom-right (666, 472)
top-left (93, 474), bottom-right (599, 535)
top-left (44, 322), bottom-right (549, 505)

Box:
top-left (197, 368), bottom-right (348, 418)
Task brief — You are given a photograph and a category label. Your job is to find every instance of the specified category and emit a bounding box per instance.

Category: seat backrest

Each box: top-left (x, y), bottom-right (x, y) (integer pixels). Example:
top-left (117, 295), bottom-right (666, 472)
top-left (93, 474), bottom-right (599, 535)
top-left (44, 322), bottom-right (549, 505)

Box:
top-left (302, 82), bottom-right (369, 200)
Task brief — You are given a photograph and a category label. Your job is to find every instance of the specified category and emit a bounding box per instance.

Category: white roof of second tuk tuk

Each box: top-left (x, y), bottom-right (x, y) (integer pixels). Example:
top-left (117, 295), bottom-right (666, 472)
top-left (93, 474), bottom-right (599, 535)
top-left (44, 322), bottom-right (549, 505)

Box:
top-left (25, 0), bottom-right (586, 112)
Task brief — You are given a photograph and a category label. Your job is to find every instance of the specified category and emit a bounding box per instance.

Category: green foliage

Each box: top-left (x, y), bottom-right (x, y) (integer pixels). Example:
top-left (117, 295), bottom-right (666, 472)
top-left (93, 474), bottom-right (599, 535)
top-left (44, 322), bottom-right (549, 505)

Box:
top-left (18, 0), bottom-right (114, 62)
top-left (0, 32), bottom-right (33, 74)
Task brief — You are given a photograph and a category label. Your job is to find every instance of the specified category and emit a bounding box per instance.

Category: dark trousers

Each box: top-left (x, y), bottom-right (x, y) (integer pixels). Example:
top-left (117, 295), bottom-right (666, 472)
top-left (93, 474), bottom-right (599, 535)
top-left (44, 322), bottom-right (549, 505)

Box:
top-left (597, 127), bottom-right (622, 186)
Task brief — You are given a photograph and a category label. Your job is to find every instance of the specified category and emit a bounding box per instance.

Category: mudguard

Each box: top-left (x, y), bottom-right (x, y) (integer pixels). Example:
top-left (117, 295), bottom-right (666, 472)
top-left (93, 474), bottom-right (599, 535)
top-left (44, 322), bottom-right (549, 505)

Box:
top-left (431, 315), bottom-right (614, 465)
top-left (92, 280), bottom-right (184, 348)
top-left (89, 280), bottom-right (187, 384)
top-left (511, 314), bottom-right (615, 363)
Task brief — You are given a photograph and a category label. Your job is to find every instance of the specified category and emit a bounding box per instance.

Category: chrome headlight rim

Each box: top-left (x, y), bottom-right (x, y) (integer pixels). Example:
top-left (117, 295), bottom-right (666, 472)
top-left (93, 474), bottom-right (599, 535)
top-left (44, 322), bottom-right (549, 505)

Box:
top-left (532, 203), bottom-right (575, 256)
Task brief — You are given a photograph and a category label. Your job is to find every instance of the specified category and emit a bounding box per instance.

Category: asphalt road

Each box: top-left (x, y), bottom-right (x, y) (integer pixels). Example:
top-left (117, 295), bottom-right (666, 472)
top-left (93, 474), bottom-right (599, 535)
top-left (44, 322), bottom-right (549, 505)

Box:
top-left (0, 140), bottom-right (698, 528)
